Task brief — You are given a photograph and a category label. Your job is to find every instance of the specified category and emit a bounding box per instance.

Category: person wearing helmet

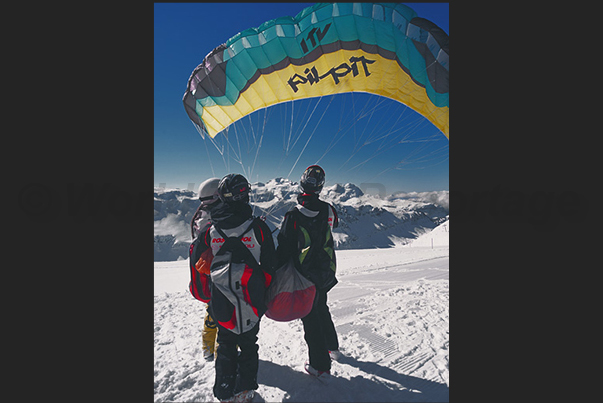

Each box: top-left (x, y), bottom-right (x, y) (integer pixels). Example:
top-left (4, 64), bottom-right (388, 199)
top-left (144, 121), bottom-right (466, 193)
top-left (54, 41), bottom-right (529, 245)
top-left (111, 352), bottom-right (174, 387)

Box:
top-left (190, 178), bottom-right (221, 361)
top-left (276, 165), bottom-right (340, 379)
top-left (194, 173), bottom-right (276, 403)
top-left (191, 177), bottom-right (221, 238)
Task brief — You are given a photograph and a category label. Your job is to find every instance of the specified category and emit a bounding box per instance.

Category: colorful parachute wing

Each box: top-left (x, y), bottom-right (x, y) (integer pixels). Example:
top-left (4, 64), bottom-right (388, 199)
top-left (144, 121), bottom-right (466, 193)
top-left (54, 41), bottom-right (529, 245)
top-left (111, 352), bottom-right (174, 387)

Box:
top-left (183, 3), bottom-right (449, 139)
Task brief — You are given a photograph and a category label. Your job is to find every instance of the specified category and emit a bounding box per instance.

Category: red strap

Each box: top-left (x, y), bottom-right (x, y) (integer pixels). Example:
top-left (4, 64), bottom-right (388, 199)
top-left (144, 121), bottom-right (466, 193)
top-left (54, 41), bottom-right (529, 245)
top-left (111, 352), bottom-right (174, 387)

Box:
top-left (204, 226), bottom-right (212, 247)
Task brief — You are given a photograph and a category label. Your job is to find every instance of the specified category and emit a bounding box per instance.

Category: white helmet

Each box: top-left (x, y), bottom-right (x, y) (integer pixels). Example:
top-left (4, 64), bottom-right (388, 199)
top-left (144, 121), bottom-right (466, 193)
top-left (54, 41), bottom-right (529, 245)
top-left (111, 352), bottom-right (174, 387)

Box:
top-left (197, 177), bottom-right (220, 206)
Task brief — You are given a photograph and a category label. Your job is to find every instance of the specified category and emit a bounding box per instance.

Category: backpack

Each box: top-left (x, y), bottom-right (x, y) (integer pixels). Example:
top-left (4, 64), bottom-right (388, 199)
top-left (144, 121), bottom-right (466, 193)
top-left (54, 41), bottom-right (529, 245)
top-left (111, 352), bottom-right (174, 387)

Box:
top-left (208, 218), bottom-right (270, 334)
top-left (290, 203), bottom-right (337, 292)
top-left (264, 256), bottom-right (316, 322)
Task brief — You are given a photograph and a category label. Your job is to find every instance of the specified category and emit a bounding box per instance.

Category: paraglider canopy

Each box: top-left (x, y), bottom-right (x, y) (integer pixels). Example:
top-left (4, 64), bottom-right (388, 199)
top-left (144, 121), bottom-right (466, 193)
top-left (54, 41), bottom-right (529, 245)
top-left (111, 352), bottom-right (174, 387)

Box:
top-left (183, 2), bottom-right (448, 140)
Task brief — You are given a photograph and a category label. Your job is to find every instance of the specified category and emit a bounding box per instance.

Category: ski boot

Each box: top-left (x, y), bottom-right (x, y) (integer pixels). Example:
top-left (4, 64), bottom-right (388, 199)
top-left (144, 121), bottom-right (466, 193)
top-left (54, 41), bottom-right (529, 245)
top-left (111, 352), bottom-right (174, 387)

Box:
top-left (329, 350), bottom-right (341, 361)
top-left (220, 390), bottom-right (255, 403)
top-left (304, 362), bottom-right (331, 380)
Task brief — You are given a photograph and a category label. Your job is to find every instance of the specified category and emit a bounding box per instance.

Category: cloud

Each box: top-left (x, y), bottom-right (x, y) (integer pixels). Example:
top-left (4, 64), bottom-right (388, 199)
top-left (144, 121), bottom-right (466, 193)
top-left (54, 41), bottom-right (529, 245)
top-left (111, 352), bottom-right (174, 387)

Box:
top-left (154, 213), bottom-right (190, 242)
top-left (390, 191), bottom-right (449, 211)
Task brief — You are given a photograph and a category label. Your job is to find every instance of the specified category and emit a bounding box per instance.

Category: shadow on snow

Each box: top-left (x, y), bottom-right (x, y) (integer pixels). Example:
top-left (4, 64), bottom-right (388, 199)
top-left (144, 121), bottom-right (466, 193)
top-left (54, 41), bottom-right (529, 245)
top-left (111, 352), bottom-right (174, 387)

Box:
top-left (256, 356), bottom-right (448, 402)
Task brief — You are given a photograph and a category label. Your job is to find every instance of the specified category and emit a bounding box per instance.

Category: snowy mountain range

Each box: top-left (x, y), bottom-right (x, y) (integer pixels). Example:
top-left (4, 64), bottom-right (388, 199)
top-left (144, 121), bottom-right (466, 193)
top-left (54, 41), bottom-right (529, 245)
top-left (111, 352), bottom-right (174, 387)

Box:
top-left (154, 178), bottom-right (449, 261)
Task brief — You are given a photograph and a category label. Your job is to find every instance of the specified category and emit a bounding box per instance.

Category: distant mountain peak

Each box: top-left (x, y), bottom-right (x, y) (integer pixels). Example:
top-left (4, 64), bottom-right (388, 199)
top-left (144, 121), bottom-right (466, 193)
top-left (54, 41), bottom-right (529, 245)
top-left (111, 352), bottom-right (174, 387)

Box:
top-left (154, 179), bottom-right (448, 261)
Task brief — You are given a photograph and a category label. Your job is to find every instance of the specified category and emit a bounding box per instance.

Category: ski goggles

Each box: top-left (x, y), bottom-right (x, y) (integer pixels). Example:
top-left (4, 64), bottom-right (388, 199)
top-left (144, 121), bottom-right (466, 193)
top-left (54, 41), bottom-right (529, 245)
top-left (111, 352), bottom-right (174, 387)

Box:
top-left (221, 191), bottom-right (249, 202)
top-left (199, 194), bottom-right (219, 207)
top-left (303, 176), bottom-right (324, 186)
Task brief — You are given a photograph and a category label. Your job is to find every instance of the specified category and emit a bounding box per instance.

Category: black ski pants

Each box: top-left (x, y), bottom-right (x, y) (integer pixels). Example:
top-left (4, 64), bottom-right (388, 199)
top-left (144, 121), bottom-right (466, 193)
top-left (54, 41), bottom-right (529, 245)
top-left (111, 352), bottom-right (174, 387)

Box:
top-left (213, 321), bottom-right (260, 401)
top-left (301, 288), bottom-right (339, 372)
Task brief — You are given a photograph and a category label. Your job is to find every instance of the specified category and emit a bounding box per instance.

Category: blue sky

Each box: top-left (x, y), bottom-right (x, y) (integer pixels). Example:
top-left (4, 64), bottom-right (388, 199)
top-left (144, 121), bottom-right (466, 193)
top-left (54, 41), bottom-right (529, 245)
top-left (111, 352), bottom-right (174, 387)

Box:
top-left (154, 3), bottom-right (449, 194)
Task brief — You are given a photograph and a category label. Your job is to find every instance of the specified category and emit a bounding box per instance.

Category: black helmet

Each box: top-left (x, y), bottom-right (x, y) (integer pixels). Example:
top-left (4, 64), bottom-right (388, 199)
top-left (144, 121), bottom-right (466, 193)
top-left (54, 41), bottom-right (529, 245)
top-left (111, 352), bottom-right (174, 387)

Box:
top-left (300, 165), bottom-right (325, 194)
top-left (217, 173), bottom-right (251, 203)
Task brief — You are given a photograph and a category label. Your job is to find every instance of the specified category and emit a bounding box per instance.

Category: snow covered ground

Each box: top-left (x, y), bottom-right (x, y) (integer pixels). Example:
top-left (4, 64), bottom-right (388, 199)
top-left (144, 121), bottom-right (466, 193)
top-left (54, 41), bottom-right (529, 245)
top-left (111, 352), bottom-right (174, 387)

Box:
top-left (154, 221), bottom-right (448, 402)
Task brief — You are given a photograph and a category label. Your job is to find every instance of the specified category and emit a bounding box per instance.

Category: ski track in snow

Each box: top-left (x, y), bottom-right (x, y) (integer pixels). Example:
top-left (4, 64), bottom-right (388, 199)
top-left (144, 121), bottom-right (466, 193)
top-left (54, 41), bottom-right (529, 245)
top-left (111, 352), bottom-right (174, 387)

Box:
top-left (154, 246), bottom-right (449, 402)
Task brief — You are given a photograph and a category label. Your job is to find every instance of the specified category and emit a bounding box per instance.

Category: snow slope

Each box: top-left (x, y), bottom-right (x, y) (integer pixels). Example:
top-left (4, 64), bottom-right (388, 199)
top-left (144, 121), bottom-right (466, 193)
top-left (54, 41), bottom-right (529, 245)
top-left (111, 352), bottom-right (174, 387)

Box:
top-left (154, 245), bottom-right (449, 402)
top-left (408, 218), bottom-right (449, 248)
